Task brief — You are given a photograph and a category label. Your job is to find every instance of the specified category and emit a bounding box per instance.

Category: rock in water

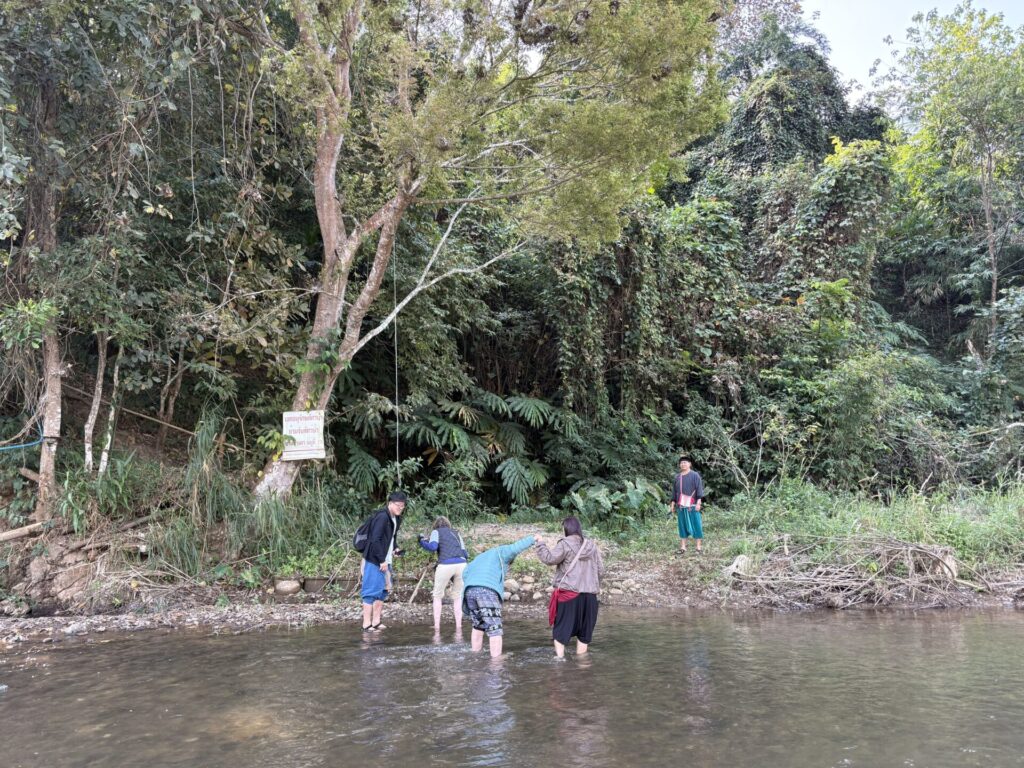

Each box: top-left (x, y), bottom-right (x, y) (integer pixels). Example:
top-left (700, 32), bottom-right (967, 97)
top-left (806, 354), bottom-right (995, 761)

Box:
top-left (0, 684), bottom-right (8, 694)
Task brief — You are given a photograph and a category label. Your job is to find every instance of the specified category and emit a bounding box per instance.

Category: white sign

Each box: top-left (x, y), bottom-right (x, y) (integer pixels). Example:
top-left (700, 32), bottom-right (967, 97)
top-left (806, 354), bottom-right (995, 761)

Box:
top-left (281, 410), bottom-right (326, 460)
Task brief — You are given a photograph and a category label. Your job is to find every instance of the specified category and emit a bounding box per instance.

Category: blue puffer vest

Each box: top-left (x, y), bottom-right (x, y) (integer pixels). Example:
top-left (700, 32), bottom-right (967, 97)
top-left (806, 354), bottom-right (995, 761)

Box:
top-left (436, 527), bottom-right (468, 561)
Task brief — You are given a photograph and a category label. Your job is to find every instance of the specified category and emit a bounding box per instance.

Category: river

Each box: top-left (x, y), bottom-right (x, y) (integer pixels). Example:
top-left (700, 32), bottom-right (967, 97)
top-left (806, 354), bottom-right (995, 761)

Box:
top-left (3, 609), bottom-right (1023, 767)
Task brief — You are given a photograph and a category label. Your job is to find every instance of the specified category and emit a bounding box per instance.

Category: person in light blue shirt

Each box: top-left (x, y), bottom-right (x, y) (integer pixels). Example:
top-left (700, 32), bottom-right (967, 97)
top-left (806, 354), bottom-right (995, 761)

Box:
top-left (461, 535), bottom-right (536, 657)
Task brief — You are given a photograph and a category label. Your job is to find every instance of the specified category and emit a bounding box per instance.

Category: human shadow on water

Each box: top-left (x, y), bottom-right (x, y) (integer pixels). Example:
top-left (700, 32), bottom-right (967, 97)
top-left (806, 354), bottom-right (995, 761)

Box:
top-left (678, 636), bottom-right (714, 735)
top-left (542, 654), bottom-right (612, 767)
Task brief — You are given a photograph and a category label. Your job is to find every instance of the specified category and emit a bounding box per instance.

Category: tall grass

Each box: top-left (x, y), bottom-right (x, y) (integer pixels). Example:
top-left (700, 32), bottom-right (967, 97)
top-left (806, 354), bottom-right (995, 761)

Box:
top-left (714, 480), bottom-right (1024, 566)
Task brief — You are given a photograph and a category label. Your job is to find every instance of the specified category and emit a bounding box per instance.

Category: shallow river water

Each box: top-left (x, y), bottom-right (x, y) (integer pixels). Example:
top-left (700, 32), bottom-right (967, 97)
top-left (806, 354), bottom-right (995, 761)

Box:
top-left (3, 609), bottom-right (1023, 767)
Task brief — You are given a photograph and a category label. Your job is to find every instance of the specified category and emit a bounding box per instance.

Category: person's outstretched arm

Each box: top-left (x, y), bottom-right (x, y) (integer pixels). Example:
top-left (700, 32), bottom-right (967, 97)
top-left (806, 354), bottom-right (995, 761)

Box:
top-left (535, 537), bottom-right (569, 565)
top-left (419, 530), bottom-right (439, 552)
top-left (497, 535), bottom-right (536, 564)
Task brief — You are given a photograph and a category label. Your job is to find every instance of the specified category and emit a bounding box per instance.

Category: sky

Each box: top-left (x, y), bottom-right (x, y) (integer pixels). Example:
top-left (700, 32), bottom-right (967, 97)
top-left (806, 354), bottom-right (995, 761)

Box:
top-left (799, 0), bottom-right (1024, 98)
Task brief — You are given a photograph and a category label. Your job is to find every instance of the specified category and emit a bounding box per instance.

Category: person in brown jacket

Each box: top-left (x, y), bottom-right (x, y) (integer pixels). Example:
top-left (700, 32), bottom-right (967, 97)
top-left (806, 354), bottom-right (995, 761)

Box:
top-left (535, 516), bottom-right (605, 658)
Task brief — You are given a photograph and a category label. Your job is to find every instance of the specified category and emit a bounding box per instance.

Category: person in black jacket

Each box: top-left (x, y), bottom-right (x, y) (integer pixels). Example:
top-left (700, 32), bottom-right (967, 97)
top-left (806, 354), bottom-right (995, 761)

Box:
top-left (361, 491), bottom-right (407, 631)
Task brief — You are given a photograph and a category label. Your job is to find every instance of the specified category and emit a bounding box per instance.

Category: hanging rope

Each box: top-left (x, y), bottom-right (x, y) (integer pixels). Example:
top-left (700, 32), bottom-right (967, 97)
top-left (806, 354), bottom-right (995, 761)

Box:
top-left (392, 244), bottom-right (401, 490)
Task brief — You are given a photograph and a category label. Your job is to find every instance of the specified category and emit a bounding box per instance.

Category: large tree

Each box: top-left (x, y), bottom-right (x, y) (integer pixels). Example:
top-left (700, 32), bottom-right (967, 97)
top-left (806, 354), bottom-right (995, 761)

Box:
top-left (884, 4), bottom-right (1024, 357)
top-left (252, 0), bottom-right (724, 499)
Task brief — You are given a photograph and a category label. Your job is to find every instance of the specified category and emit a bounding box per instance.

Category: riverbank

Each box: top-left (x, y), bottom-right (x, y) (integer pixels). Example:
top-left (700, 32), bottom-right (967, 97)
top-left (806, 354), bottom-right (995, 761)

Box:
top-left (3, 517), bottom-right (1023, 649)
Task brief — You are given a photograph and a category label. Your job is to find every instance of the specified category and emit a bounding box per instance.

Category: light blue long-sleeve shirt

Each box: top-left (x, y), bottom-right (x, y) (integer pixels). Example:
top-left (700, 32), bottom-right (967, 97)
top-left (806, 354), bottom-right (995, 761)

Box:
top-left (461, 535), bottom-right (535, 598)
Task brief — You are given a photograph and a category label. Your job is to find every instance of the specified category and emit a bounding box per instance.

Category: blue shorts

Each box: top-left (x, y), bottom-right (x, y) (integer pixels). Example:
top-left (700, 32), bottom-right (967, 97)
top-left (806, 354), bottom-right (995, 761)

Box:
top-left (677, 507), bottom-right (703, 539)
top-left (361, 559), bottom-right (389, 604)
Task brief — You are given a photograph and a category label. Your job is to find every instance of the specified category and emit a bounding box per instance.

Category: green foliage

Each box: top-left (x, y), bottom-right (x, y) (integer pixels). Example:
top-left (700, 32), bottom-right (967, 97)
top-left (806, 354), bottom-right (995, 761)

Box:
top-left (276, 543), bottom-right (353, 578)
top-left (495, 456), bottom-right (549, 506)
top-left (879, 3), bottom-right (1024, 437)
top-left (716, 480), bottom-right (1024, 566)
top-left (413, 458), bottom-right (487, 523)
top-left (0, 1), bottom-right (1021, 573)
top-left (0, 299), bottom-right (57, 350)
top-left (563, 477), bottom-right (665, 537)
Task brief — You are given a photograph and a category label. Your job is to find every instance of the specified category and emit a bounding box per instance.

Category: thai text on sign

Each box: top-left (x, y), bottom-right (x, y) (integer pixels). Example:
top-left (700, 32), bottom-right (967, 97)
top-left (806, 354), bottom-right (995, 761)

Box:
top-left (281, 410), bottom-right (326, 460)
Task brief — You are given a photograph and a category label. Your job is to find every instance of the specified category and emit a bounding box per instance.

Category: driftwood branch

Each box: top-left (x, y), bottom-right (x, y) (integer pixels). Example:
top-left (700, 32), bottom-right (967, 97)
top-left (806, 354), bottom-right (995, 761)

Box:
top-left (408, 565), bottom-right (432, 604)
top-left (727, 535), bottom-right (982, 609)
top-left (0, 521), bottom-right (45, 542)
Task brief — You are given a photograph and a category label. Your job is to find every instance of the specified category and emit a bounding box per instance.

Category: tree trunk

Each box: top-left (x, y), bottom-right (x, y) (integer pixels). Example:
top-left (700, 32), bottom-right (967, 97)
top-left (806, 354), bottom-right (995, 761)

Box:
top-left (981, 150), bottom-right (999, 355)
top-left (35, 332), bottom-right (63, 521)
top-left (97, 346), bottom-right (123, 477)
top-left (254, 1), bottom-right (412, 502)
top-left (28, 70), bottom-right (61, 522)
top-left (254, 195), bottom-right (409, 501)
top-left (83, 331), bottom-right (109, 473)
top-left (156, 341), bottom-right (186, 452)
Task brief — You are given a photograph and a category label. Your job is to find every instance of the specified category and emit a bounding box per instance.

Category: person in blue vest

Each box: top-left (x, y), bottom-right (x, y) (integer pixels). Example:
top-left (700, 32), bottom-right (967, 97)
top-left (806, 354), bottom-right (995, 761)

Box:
top-left (361, 491), bottom-right (406, 631)
top-left (461, 535), bottom-right (536, 657)
top-left (669, 456), bottom-right (705, 554)
top-left (418, 516), bottom-right (470, 633)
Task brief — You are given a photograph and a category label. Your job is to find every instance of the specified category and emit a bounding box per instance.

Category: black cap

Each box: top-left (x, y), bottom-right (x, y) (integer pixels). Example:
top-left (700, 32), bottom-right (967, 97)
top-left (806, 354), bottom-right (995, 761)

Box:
top-left (388, 490), bottom-right (408, 502)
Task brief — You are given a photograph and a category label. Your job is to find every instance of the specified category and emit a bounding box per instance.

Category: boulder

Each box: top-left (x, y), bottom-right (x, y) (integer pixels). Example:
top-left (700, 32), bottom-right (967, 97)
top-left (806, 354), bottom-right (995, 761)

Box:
top-left (531, 591), bottom-right (543, 601)
top-left (0, 599), bottom-right (29, 618)
top-left (274, 579), bottom-right (302, 596)
top-left (505, 579), bottom-right (520, 593)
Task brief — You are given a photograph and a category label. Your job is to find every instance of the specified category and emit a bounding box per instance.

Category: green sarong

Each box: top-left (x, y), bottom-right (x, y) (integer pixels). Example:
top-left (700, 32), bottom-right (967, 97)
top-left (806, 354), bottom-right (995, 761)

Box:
top-left (676, 506), bottom-right (703, 539)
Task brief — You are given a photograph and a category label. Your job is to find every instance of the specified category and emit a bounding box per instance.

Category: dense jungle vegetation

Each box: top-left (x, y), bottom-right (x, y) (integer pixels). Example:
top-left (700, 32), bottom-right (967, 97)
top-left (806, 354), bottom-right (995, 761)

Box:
top-left (2, 0), bottom-right (1022, 577)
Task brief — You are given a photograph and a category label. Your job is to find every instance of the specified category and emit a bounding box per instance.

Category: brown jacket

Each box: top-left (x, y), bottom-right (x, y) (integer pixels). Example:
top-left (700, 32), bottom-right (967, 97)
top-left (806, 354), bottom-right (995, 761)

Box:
top-left (535, 535), bottom-right (605, 594)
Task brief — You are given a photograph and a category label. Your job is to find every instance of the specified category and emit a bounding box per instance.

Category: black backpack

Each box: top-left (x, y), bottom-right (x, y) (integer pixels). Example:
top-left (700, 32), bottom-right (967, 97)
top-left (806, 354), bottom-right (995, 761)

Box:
top-left (352, 511), bottom-right (378, 553)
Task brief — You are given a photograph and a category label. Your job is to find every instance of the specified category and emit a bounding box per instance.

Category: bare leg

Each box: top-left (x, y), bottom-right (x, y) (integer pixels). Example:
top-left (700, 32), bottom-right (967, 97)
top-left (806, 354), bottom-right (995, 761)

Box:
top-left (695, 538), bottom-right (702, 552)
top-left (471, 628), bottom-right (484, 652)
top-left (553, 639), bottom-right (566, 658)
top-left (576, 640), bottom-right (589, 655)
top-left (362, 603), bottom-right (373, 629)
top-left (488, 635), bottom-right (503, 657)
top-left (679, 538), bottom-right (687, 552)
top-left (432, 598), bottom-right (443, 631)
top-left (454, 599), bottom-right (463, 631)
top-left (372, 600), bottom-right (384, 628)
